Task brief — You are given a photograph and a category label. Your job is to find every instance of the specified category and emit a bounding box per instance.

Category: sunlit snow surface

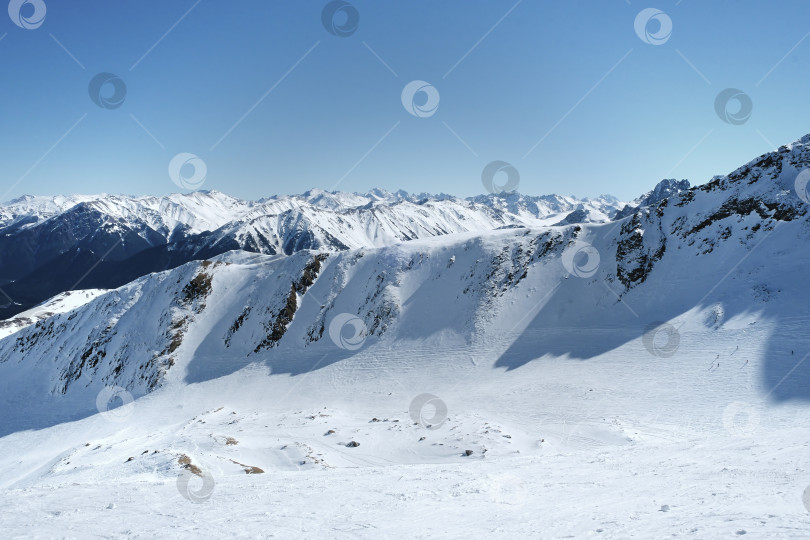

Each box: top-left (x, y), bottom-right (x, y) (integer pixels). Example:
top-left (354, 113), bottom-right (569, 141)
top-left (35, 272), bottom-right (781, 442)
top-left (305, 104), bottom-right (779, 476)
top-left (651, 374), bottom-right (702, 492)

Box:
top-left (0, 321), bottom-right (808, 538)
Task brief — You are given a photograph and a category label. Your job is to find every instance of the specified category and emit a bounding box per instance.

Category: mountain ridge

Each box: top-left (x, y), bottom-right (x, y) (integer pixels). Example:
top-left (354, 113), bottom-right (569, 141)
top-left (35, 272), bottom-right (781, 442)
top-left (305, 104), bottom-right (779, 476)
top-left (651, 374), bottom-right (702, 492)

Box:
top-left (0, 189), bottom-right (628, 318)
top-left (2, 132), bottom-right (810, 413)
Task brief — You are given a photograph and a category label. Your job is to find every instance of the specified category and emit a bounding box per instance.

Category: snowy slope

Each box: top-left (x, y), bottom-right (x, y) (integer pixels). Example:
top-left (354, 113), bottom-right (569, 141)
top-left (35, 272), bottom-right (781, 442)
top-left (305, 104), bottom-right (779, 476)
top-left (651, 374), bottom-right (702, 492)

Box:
top-left (3, 136), bottom-right (810, 537)
top-left (0, 289), bottom-right (107, 340)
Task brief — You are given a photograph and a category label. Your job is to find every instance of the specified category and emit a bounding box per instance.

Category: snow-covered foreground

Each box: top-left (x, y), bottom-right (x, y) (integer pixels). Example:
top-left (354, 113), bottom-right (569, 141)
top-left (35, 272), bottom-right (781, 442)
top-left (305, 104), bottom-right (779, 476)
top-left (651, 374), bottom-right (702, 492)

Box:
top-left (1, 314), bottom-right (809, 538)
top-left (3, 436), bottom-right (808, 539)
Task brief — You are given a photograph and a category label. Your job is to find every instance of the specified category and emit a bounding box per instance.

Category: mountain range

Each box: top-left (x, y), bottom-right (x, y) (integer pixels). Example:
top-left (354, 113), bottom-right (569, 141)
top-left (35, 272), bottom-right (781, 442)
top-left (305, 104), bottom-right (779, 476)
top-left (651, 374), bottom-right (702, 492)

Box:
top-left (2, 132), bottom-right (810, 409)
top-left (0, 188), bottom-right (626, 319)
top-left (2, 134), bottom-right (810, 537)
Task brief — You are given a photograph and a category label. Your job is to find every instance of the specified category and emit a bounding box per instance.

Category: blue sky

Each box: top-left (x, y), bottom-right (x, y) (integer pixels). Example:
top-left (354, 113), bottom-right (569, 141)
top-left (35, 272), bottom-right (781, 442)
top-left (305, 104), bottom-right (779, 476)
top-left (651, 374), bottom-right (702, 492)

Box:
top-left (2, 0), bottom-right (810, 201)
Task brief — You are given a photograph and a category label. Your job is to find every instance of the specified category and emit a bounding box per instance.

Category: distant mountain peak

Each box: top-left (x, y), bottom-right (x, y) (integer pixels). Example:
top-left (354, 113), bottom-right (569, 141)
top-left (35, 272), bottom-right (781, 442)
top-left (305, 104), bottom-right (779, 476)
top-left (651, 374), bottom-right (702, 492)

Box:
top-left (614, 178), bottom-right (691, 220)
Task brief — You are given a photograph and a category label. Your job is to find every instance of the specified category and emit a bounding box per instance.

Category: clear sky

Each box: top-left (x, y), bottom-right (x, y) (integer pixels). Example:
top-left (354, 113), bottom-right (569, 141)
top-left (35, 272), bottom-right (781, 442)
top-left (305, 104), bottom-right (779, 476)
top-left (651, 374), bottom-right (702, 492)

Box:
top-left (2, 0), bottom-right (810, 201)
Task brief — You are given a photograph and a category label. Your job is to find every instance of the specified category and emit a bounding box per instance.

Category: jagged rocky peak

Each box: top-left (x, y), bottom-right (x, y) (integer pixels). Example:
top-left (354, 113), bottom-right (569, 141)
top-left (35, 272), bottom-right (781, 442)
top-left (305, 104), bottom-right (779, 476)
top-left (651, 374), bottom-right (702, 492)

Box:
top-left (615, 179), bottom-right (691, 219)
top-left (611, 133), bottom-right (810, 290)
top-left (717, 132), bottom-right (810, 194)
top-left (646, 179), bottom-right (691, 203)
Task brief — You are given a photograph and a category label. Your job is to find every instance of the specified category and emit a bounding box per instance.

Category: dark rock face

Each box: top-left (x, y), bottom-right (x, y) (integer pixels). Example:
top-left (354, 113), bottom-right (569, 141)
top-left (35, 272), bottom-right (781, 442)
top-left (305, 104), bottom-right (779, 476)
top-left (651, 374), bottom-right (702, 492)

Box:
top-left (253, 254), bottom-right (328, 352)
top-left (616, 209), bottom-right (667, 289)
top-left (688, 197), bottom-right (801, 236)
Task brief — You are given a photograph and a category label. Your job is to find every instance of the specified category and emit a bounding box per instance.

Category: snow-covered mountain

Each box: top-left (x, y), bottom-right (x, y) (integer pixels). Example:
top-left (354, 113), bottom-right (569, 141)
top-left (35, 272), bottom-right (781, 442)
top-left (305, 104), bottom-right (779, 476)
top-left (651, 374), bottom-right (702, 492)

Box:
top-left (0, 189), bottom-right (622, 238)
top-left (0, 189), bottom-right (624, 319)
top-left (0, 191), bottom-right (254, 236)
top-left (3, 135), bottom-right (810, 537)
top-left (3, 133), bottom-right (808, 403)
top-left (188, 191), bottom-right (619, 257)
top-left (613, 178), bottom-right (691, 219)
